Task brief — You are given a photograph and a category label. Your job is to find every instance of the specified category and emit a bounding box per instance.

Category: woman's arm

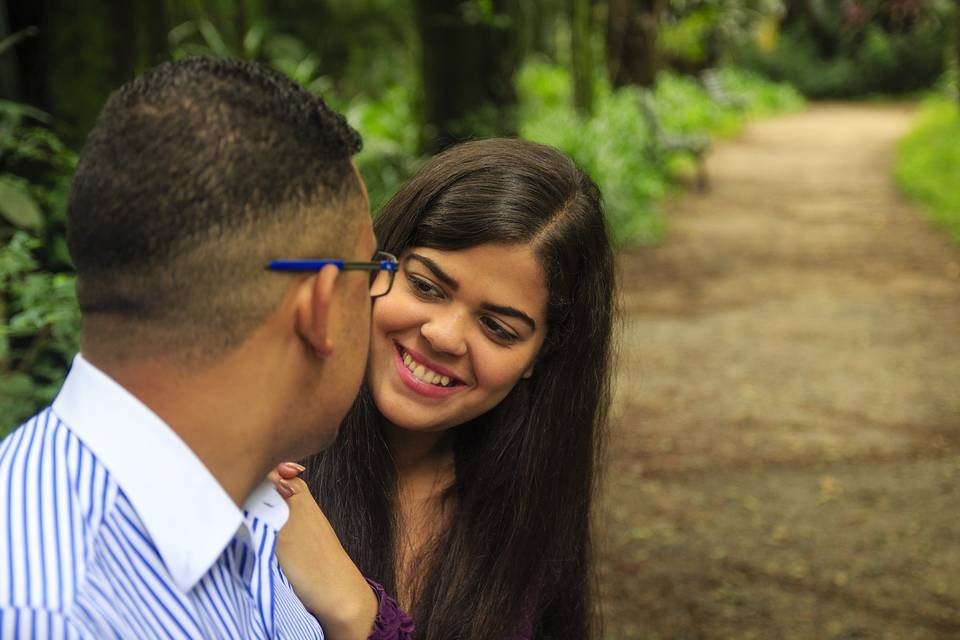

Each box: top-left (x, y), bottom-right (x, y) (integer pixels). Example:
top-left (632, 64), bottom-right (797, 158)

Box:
top-left (270, 464), bottom-right (413, 640)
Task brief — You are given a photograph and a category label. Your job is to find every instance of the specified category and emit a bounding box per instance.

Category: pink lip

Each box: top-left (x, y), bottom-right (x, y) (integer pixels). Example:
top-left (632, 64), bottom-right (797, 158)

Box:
top-left (393, 343), bottom-right (466, 398)
top-left (398, 343), bottom-right (463, 381)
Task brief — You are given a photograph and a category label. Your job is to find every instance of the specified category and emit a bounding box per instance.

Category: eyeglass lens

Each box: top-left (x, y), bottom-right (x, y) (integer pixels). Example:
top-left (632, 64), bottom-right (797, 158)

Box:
top-left (368, 252), bottom-right (396, 298)
top-left (370, 269), bottom-right (392, 297)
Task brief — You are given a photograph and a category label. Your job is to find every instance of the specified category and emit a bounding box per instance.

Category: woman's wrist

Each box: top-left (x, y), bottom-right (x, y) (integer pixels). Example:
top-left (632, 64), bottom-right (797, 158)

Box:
top-left (307, 571), bottom-right (379, 640)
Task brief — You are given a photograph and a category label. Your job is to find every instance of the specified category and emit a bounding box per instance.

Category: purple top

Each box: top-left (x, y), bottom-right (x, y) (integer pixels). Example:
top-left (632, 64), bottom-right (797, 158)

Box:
top-left (364, 579), bottom-right (533, 639)
top-left (365, 579), bottom-right (414, 639)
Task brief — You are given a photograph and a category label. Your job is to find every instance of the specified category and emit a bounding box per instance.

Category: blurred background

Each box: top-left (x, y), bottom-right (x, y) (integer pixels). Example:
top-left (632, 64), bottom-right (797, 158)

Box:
top-left (2, 1), bottom-right (959, 637)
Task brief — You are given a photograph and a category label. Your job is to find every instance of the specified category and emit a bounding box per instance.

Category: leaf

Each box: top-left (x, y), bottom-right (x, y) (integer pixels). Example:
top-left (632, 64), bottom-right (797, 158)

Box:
top-left (243, 23), bottom-right (267, 59)
top-left (0, 177), bottom-right (43, 230)
top-left (168, 20), bottom-right (198, 47)
top-left (198, 20), bottom-right (232, 57)
top-left (0, 100), bottom-right (51, 124)
top-left (0, 26), bottom-right (38, 57)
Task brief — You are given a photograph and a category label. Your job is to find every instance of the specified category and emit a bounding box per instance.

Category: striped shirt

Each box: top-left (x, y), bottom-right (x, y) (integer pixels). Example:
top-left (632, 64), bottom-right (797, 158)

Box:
top-left (0, 354), bottom-right (325, 638)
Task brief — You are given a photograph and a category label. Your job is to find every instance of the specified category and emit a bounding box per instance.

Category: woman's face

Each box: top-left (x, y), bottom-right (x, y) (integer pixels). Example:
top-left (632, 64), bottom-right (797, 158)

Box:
top-left (366, 242), bottom-right (548, 433)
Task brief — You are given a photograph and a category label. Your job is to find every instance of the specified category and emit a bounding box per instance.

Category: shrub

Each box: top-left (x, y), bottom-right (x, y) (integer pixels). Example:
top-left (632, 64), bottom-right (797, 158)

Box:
top-left (518, 62), bottom-right (804, 244)
top-left (894, 97), bottom-right (960, 243)
top-left (1, 123), bottom-right (79, 436)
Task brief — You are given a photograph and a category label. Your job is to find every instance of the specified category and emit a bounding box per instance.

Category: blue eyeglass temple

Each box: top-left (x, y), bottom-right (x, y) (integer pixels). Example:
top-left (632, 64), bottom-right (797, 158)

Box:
top-left (266, 257), bottom-right (398, 272)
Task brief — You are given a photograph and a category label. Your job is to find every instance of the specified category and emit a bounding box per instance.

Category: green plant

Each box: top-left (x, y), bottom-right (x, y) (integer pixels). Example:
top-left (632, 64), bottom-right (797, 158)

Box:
top-left (734, 1), bottom-right (951, 98)
top-left (517, 62), bottom-right (803, 245)
top-left (0, 232), bottom-right (80, 435)
top-left (346, 85), bottom-right (423, 215)
top-left (894, 97), bottom-right (960, 243)
top-left (0, 32), bottom-right (80, 432)
top-left (169, 19), bottom-right (333, 95)
top-left (518, 62), bottom-right (667, 244)
top-left (0, 126), bottom-right (80, 434)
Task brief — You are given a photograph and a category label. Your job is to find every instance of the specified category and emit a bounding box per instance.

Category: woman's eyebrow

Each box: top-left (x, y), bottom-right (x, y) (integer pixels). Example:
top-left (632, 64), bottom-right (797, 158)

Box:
top-left (481, 303), bottom-right (537, 332)
top-left (407, 253), bottom-right (537, 332)
top-left (407, 254), bottom-right (459, 289)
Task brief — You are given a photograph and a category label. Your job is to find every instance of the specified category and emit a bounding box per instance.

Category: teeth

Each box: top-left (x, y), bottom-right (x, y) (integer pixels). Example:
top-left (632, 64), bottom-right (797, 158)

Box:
top-left (399, 348), bottom-right (455, 387)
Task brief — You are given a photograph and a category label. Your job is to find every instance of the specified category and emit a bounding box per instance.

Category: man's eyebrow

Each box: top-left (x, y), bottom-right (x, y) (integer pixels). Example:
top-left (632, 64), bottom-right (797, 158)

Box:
top-left (406, 254), bottom-right (459, 290)
top-left (481, 303), bottom-right (537, 332)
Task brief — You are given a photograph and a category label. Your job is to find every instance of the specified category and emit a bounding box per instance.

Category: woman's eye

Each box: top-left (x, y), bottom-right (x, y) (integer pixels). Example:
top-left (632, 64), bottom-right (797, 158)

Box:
top-left (406, 274), bottom-right (442, 299)
top-left (481, 317), bottom-right (519, 343)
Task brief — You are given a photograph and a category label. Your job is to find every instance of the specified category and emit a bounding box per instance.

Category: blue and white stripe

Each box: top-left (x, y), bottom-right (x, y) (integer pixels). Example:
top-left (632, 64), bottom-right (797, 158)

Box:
top-left (0, 381), bottom-right (324, 639)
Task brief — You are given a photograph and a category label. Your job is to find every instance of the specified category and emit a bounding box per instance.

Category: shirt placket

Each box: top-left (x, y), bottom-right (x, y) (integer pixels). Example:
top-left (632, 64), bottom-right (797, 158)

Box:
top-left (243, 514), bottom-right (281, 639)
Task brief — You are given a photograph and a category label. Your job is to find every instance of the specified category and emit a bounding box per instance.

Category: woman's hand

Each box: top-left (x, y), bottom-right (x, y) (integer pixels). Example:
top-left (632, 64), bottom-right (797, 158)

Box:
top-left (270, 463), bottom-right (379, 640)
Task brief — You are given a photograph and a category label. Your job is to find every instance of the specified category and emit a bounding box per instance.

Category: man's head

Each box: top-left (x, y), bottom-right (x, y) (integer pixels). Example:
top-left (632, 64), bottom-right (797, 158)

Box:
top-left (68, 56), bottom-right (368, 363)
top-left (68, 57), bottom-right (375, 457)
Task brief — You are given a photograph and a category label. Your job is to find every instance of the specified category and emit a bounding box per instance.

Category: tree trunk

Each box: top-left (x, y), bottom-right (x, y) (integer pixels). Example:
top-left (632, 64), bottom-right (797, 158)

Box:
top-left (606, 0), bottom-right (662, 89)
top-left (6, 0), bottom-right (170, 148)
top-left (570, 0), bottom-right (594, 115)
top-left (414, 0), bottom-right (519, 153)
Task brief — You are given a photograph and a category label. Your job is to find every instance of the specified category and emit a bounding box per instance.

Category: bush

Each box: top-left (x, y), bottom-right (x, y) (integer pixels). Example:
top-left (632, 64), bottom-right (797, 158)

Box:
top-left (346, 84), bottom-right (423, 215)
top-left (518, 62), bottom-right (804, 244)
top-left (736, 16), bottom-right (948, 98)
top-left (894, 98), bottom-right (960, 243)
top-left (519, 63), bottom-right (667, 244)
top-left (1, 123), bottom-right (80, 436)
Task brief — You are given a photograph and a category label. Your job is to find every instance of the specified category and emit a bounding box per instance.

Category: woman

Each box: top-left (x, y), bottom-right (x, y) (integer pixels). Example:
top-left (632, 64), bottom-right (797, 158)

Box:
top-left (274, 137), bottom-right (616, 639)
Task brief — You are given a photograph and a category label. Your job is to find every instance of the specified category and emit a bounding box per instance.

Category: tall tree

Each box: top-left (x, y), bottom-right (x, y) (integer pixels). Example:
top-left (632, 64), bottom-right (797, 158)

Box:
top-left (570, 0), bottom-right (594, 115)
top-left (414, 0), bottom-right (519, 152)
top-left (606, 0), bottom-right (663, 88)
top-left (6, 0), bottom-right (169, 147)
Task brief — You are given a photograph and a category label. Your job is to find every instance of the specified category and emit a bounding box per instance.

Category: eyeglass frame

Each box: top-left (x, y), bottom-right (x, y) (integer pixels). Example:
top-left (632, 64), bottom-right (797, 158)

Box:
top-left (266, 251), bottom-right (399, 299)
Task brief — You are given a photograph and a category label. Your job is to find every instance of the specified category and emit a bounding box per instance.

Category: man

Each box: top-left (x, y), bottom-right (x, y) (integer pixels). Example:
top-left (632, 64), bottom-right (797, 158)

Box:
top-left (0, 57), bottom-right (394, 637)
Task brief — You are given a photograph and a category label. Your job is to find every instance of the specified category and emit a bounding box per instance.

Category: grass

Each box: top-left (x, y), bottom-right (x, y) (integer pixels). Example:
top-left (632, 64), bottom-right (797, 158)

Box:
top-left (894, 97), bottom-right (960, 244)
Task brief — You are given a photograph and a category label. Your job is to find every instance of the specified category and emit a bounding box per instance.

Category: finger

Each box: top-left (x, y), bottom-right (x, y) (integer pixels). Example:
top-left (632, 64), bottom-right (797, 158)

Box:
top-left (287, 477), bottom-right (310, 495)
top-left (276, 479), bottom-right (296, 499)
top-left (276, 462), bottom-right (305, 479)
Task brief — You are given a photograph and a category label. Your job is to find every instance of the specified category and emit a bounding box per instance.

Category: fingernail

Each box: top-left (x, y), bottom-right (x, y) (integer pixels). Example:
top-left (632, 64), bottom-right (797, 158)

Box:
top-left (277, 480), bottom-right (295, 498)
top-left (283, 462), bottom-right (305, 473)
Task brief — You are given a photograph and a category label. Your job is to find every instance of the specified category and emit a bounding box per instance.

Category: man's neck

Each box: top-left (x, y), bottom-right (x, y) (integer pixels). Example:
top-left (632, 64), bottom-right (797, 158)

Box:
top-left (85, 349), bottom-right (287, 508)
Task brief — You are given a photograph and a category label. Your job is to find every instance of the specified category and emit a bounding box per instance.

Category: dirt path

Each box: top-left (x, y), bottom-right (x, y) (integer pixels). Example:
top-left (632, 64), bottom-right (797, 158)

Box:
top-left (601, 103), bottom-right (960, 639)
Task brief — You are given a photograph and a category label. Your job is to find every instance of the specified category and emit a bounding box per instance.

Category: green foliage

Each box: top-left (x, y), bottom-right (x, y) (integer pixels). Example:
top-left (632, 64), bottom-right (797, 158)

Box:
top-left (167, 18), bottom-right (422, 215)
top-left (346, 85), bottom-right (423, 215)
top-left (0, 233), bottom-right (81, 436)
top-left (662, 0), bottom-right (787, 66)
top-left (894, 98), bottom-right (960, 243)
top-left (712, 67), bottom-right (806, 117)
top-left (169, 20), bottom-right (334, 95)
top-left (735, 2), bottom-right (951, 97)
top-left (0, 102), bottom-right (80, 434)
top-left (518, 62), bottom-right (803, 245)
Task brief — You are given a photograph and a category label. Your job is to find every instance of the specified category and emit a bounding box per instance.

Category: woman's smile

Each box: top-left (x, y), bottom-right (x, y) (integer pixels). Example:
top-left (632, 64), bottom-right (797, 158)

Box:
top-left (366, 243), bottom-right (548, 432)
top-left (393, 342), bottom-right (467, 398)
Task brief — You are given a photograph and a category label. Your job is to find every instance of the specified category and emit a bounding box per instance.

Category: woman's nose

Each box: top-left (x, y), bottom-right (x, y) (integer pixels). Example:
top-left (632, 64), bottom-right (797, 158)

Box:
top-left (420, 312), bottom-right (467, 357)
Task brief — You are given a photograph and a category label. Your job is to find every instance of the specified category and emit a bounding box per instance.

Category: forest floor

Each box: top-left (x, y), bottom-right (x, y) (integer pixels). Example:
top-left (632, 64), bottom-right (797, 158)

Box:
top-left (600, 103), bottom-right (960, 639)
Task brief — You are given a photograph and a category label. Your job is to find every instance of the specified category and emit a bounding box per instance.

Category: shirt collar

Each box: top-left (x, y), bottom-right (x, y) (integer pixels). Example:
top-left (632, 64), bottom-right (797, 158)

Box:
top-left (52, 353), bottom-right (289, 592)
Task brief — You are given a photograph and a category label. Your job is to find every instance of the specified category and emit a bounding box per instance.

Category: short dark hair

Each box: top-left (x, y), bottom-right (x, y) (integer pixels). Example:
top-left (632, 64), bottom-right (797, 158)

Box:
top-left (68, 57), bottom-right (364, 359)
top-left (308, 138), bottom-right (616, 640)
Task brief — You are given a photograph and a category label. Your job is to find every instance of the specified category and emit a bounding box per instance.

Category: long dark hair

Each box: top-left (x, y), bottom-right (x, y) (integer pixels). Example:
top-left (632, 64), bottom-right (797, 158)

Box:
top-left (305, 138), bottom-right (615, 640)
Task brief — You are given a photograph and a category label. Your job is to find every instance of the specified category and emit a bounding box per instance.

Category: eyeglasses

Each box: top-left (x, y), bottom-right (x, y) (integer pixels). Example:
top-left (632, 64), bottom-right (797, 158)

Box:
top-left (267, 251), bottom-right (398, 298)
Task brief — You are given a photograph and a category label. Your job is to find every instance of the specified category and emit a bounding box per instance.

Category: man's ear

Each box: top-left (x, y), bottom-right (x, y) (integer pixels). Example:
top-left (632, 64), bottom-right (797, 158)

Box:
top-left (295, 264), bottom-right (340, 357)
